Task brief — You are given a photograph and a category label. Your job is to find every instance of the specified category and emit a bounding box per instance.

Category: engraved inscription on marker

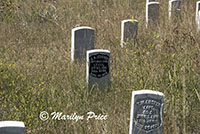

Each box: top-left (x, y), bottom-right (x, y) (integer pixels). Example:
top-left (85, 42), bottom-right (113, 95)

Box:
top-left (89, 54), bottom-right (109, 78)
top-left (129, 90), bottom-right (164, 134)
top-left (135, 98), bottom-right (162, 132)
top-left (86, 50), bottom-right (110, 90)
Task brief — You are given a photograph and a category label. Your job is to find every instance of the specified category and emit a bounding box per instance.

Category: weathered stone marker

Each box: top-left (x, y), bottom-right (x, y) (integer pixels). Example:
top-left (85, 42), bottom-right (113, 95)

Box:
top-left (121, 19), bottom-right (138, 48)
top-left (71, 26), bottom-right (95, 61)
top-left (129, 90), bottom-right (164, 134)
top-left (0, 121), bottom-right (25, 134)
top-left (169, 0), bottom-right (181, 20)
top-left (86, 49), bottom-right (110, 90)
top-left (196, 1), bottom-right (200, 25)
top-left (146, 2), bottom-right (160, 28)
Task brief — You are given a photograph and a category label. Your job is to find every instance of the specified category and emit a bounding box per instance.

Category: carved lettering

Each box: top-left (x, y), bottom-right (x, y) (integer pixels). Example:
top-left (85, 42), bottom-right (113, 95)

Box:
top-left (135, 98), bottom-right (162, 132)
top-left (89, 54), bottom-right (109, 78)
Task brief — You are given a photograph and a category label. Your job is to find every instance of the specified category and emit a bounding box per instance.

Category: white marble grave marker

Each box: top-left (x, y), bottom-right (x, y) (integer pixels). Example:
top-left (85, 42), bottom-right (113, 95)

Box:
top-left (0, 121), bottom-right (25, 134)
top-left (86, 49), bottom-right (110, 90)
top-left (71, 26), bottom-right (95, 61)
top-left (169, 0), bottom-right (181, 20)
top-left (196, 1), bottom-right (200, 25)
top-left (121, 19), bottom-right (138, 48)
top-left (146, 2), bottom-right (160, 28)
top-left (129, 90), bottom-right (164, 134)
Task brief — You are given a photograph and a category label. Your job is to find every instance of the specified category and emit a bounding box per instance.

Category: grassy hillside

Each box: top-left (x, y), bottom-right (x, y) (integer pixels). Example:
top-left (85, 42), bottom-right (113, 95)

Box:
top-left (0, 0), bottom-right (200, 133)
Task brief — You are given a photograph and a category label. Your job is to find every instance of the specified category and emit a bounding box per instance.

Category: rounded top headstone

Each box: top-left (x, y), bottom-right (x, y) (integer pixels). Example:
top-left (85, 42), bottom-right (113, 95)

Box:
top-left (122, 19), bottom-right (138, 23)
top-left (72, 26), bottom-right (94, 32)
top-left (87, 49), bottom-right (110, 54)
top-left (197, 1), bottom-right (200, 5)
top-left (148, 2), bottom-right (159, 5)
top-left (0, 121), bottom-right (25, 128)
top-left (132, 90), bottom-right (164, 96)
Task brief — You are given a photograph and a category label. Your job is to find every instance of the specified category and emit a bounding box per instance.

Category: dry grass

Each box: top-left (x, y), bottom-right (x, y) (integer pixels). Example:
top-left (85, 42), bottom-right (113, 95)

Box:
top-left (0, 0), bottom-right (200, 133)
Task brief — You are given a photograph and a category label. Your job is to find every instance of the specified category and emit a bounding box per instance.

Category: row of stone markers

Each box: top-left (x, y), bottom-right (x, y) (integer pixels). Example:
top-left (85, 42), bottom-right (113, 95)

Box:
top-left (0, 90), bottom-right (164, 134)
top-left (71, 0), bottom-right (184, 59)
top-left (70, 20), bottom-right (137, 89)
top-left (146, 0), bottom-right (200, 32)
top-left (71, 25), bottom-right (138, 89)
top-left (121, 0), bottom-right (182, 47)
top-left (71, 1), bottom-right (200, 89)
top-left (60, 1), bottom-right (196, 131)
top-left (71, 0), bottom-right (191, 60)
top-left (71, 26), bottom-right (110, 89)
top-left (146, 0), bottom-right (182, 28)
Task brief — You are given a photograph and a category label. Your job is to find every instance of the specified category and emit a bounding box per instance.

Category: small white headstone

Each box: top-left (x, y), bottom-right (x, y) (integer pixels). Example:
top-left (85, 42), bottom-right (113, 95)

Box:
top-left (169, 0), bottom-right (181, 20)
top-left (71, 26), bottom-right (95, 61)
top-left (86, 49), bottom-right (110, 90)
top-left (0, 121), bottom-right (25, 134)
top-left (121, 19), bottom-right (138, 48)
top-left (146, 2), bottom-right (160, 28)
top-left (196, 1), bottom-right (200, 25)
top-left (129, 90), bottom-right (164, 134)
